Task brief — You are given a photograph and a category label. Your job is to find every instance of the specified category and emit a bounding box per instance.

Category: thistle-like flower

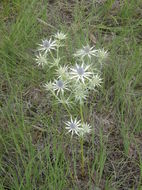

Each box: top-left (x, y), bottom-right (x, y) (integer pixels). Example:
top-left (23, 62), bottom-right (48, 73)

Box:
top-left (38, 38), bottom-right (57, 53)
top-left (54, 31), bottom-right (67, 40)
top-left (56, 65), bottom-right (69, 80)
top-left (65, 117), bottom-right (82, 136)
top-left (74, 45), bottom-right (98, 59)
top-left (35, 53), bottom-right (47, 67)
top-left (74, 83), bottom-right (88, 104)
top-left (79, 122), bottom-right (92, 136)
top-left (96, 48), bottom-right (108, 62)
top-left (44, 81), bottom-right (53, 91)
top-left (52, 79), bottom-right (69, 95)
top-left (44, 79), bottom-right (69, 95)
top-left (89, 74), bottom-right (102, 90)
top-left (82, 123), bottom-right (92, 133)
top-left (70, 63), bottom-right (92, 83)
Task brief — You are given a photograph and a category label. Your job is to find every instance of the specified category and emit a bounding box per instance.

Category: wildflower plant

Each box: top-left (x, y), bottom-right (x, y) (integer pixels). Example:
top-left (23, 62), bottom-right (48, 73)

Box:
top-left (35, 53), bottom-right (48, 67)
top-left (74, 45), bottom-right (98, 59)
top-left (35, 31), bottom-right (108, 176)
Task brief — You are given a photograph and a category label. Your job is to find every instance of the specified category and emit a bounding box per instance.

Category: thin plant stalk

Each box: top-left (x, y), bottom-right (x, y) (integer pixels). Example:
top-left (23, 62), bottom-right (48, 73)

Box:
top-left (61, 94), bottom-right (72, 117)
top-left (57, 45), bottom-right (59, 60)
top-left (80, 103), bottom-right (85, 176)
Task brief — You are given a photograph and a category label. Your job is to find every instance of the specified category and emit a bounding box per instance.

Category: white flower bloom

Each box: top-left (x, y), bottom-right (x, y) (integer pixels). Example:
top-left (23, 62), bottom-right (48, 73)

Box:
top-left (82, 123), bottom-right (92, 133)
top-left (74, 83), bottom-right (88, 104)
top-left (44, 79), bottom-right (69, 95)
top-left (70, 63), bottom-right (92, 83)
top-left (79, 123), bottom-right (92, 136)
top-left (96, 48), bottom-right (108, 61)
top-left (74, 45), bottom-right (98, 59)
top-left (65, 118), bottom-right (82, 136)
top-left (35, 53), bottom-right (47, 67)
top-left (52, 79), bottom-right (69, 95)
top-left (89, 74), bottom-right (102, 90)
top-left (38, 38), bottom-right (57, 53)
top-left (54, 31), bottom-right (67, 40)
top-left (56, 65), bottom-right (69, 80)
top-left (44, 81), bottom-right (53, 91)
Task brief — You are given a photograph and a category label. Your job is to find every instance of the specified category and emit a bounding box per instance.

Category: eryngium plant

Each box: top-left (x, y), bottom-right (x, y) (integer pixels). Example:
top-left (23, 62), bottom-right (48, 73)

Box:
top-left (35, 31), bottom-right (108, 176)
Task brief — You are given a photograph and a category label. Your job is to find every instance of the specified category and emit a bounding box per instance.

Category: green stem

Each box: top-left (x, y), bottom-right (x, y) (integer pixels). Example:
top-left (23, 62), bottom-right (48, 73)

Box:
top-left (50, 51), bottom-right (55, 61)
top-left (80, 104), bottom-right (85, 176)
top-left (80, 104), bottom-right (84, 123)
top-left (80, 137), bottom-right (85, 176)
top-left (57, 46), bottom-right (59, 60)
top-left (61, 96), bottom-right (71, 117)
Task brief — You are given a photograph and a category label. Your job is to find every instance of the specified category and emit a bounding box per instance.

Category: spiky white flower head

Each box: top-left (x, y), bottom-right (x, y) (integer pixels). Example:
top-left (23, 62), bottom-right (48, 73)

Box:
top-left (38, 38), bottom-right (57, 53)
top-left (52, 79), bottom-right (69, 95)
top-left (65, 117), bottom-right (82, 136)
top-left (74, 45), bottom-right (98, 59)
top-left (44, 81), bottom-right (53, 91)
top-left (82, 123), bottom-right (92, 133)
top-left (56, 65), bottom-right (69, 80)
top-left (89, 74), bottom-right (102, 90)
top-left (96, 48), bottom-right (108, 62)
top-left (44, 79), bottom-right (69, 95)
top-left (35, 53), bottom-right (47, 67)
top-left (70, 63), bottom-right (92, 83)
top-left (74, 83), bottom-right (88, 104)
top-left (54, 31), bottom-right (67, 40)
top-left (79, 122), bottom-right (92, 137)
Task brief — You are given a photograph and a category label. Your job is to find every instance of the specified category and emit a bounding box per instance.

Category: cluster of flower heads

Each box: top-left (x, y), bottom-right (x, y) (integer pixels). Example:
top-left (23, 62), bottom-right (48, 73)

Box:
top-left (35, 31), bottom-right (108, 137)
top-left (65, 117), bottom-right (92, 137)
